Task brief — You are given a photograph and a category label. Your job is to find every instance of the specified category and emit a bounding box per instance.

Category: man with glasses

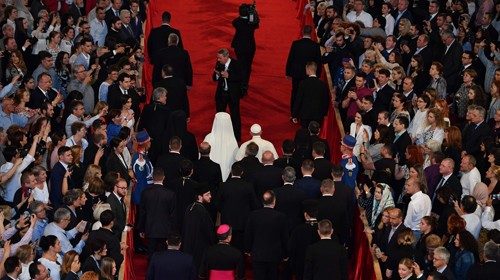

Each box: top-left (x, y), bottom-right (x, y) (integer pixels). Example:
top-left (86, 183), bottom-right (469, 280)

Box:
top-left (43, 207), bottom-right (88, 254)
top-left (432, 246), bottom-right (454, 279)
top-left (68, 64), bottom-right (96, 112)
top-left (30, 201), bottom-right (49, 243)
top-left (107, 178), bottom-right (128, 239)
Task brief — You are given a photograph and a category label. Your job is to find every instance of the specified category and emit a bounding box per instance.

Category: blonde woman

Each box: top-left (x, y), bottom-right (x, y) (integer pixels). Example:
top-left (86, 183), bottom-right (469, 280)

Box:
top-left (416, 108), bottom-right (445, 147)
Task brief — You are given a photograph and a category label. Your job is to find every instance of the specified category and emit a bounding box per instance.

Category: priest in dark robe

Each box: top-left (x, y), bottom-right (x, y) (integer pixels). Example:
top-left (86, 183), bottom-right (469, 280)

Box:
top-left (181, 183), bottom-right (216, 274)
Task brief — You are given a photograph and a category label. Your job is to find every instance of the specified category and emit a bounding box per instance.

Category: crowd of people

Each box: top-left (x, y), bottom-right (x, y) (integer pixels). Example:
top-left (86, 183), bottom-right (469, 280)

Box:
top-left (288, 0), bottom-right (500, 279)
top-left (0, 0), bottom-right (499, 280)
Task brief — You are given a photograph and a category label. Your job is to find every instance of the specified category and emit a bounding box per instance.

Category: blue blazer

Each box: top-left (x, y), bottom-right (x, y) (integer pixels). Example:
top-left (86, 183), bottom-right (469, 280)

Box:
top-left (147, 250), bottom-right (196, 280)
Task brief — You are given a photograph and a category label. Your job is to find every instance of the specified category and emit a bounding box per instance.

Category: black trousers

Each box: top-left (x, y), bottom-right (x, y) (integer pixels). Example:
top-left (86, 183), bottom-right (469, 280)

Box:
top-left (216, 92), bottom-right (241, 141)
top-left (290, 78), bottom-right (302, 116)
top-left (235, 48), bottom-right (256, 89)
top-left (252, 261), bottom-right (279, 280)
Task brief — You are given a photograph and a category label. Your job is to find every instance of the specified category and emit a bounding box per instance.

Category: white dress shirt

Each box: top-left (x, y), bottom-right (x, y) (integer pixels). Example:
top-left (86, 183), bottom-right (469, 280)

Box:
top-left (404, 191), bottom-right (432, 230)
top-left (460, 167), bottom-right (481, 196)
top-left (462, 212), bottom-right (481, 239)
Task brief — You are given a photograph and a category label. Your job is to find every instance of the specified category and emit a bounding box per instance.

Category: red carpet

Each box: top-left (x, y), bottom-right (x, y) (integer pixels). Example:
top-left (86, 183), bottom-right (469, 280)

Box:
top-left (136, 0), bottom-right (302, 278)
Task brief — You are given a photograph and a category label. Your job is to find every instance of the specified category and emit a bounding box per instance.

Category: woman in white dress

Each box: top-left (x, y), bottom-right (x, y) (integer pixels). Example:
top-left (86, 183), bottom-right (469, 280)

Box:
top-left (408, 94), bottom-right (431, 141)
top-left (349, 111), bottom-right (372, 159)
top-left (203, 112), bottom-right (239, 181)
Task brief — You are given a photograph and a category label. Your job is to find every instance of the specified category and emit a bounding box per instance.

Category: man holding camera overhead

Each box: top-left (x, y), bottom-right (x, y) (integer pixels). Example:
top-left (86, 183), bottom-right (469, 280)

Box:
top-left (231, 2), bottom-right (259, 96)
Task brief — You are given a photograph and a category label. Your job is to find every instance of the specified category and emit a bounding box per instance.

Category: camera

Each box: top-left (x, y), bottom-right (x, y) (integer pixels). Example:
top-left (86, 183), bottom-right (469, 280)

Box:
top-left (240, 1), bottom-right (259, 25)
top-left (17, 147), bottom-right (29, 158)
top-left (29, 37), bottom-right (38, 45)
top-left (492, 194), bottom-right (500, 200)
top-left (215, 62), bottom-right (225, 72)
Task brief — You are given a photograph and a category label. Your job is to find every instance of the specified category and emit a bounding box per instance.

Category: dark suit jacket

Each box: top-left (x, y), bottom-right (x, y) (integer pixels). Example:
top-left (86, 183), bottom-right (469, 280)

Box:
top-left (168, 177), bottom-right (198, 230)
top-left (274, 156), bottom-right (301, 174)
top-left (441, 40), bottom-right (463, 92)
top-left (295, 176), bottom-right (321, 199)
top-left (81, 256), bottom-right (100, 273)
top-left (156, 152), bottom-right (186, 183)
top-left (137, 102), bottom-right (171, 163)
top-left (432, 174), bottom-right (462, 215)
top-left (104, 28), bottom-right (124, 49)
top-left (231, 16), bottom-right (258, 52)
top-left (152, 45), bottom-right (193, 86)
top-left (147, 24), bottom-right (184, 58)
top-left (303, 239), bottom-right (348, 280)
top-left (245, 207), bottom-right (289, 262)
top-left (363, 108), bottom-right (378, 132)
top-left (28, 87), bottom-right (58, 110)
top-left (105, 8), bottom-right (122, 29)
top-left (155, 77), bottom-right (190, 117)
top-left (378, 223), bottom-right (408, 256)
top-left (106, 84), bottom-right (144, 115)
top-left (438, 266), bottom-right (455, 280)
top-left (317, 195), bottom-right (349, 244)
top-left (293, 76), bottom-right (330, 120)
top-left (216, 177), bottom-right (258, 231)
top-left (212, 57), bottom-right (243, 100)
top-left (286, 37), bottom-right (321, 79)
top-left (107, 193), bottom-right (126, 239)
top-left (309, 135), bottom-right (331, 161)
top-left (312, 157), bottom-right (333, 181)
top-left (49, 162), bottom-right (73, 208)
top-left (138, 184), bottom-right (176, 238)
top-left (119, 24), bottom-right (139, 47)
top-left (392, 131), bottom-right (412, 163)
top-left (463, 121), bottom-right (492, 159)
top-left (147, 250), bottom-right (196, 280)
top-left (68, 3), bottom-right (83, 23)
top-left (85, 227), bottom-right (124, 269)
top-left (273, 185), bottom-right (307, 231)
top-left (253, 165), bottom-right (283, 198)
top-left (106, 152), bottom-right (131, 184)
top-left (373, 83), bottom-right (395, 113)
top-left (467, 261), bottom-right (500, 280)
top-left (413, 46), bottom-right (433, 71)
top-left (237, 156), bottom-right (262, 183)
top-left (193, 156), bottom-right (223, 191)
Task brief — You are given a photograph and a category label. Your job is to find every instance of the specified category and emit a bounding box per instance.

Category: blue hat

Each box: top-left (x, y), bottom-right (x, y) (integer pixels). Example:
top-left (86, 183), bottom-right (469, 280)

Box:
top-left (341, 135), bottom-right (356, 149)
top-left (136, 130), bottom-right (151, 144)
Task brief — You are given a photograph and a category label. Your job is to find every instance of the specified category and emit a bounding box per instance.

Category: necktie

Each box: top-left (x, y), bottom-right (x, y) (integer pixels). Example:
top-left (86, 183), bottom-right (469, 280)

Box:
top-left (388, 227), bottom-right (396, 242)
top-left (127, 25), bottom-right (133, 36)
top-left (124, 89), bottom-right (128, 95)
top-left (433, 177), bottom-right (445, 201)
top-left (115, 10), bottom-right (119, 17)
top-left (120, 198), bottom-right (126, 212)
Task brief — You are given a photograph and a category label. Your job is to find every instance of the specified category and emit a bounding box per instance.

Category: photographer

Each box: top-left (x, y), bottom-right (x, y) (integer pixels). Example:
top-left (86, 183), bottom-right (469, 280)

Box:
top-left (231, 2), bottom-right (259, 95)
top-left (0, 133), bottom-right (40, 203)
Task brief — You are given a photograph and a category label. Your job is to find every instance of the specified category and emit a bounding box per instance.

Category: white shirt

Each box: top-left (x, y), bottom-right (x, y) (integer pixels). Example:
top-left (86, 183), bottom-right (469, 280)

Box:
top-left (0, 154), bottom-right (35, 202)
top-left (383, 14), bottom-right (395, 35)
top-left (462, 212), bottom-right (481, 239)
top-left (407, 109), bottom-right (428, 139)
top-left (404, 191), bottom-right (432, 230)
top-left (39, 255), bottom-right (63, 280)
top-left (346, 11), bottom-right (373, 27)
top-left (460, 167), bottom-right (481, 196)
top-left (32, 182), bottom-right (50, 204)
top-left (65, 113), bottom-right (101, 137)
top-left (481, 206), bottom-right (500, 231)
top-left (235, 135), bottom-right (279, 162)
top-left (90, 18), bottom-right (108, 47)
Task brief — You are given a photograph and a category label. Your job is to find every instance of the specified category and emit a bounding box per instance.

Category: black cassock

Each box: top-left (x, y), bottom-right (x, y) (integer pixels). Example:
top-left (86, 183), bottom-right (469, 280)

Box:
top-left (182, 202), bottom-right (216, 273)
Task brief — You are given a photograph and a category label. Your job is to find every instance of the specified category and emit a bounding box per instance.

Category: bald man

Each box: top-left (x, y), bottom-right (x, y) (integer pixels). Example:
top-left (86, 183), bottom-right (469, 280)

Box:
top-left (253, 151), bottom-right (285, 197)
top-left (193, 142), bottom-right (223, 192)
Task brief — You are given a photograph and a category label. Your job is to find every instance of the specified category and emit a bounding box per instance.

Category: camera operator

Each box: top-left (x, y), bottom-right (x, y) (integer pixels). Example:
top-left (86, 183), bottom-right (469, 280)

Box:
top-left (231, 2), bottom-right (259, 96)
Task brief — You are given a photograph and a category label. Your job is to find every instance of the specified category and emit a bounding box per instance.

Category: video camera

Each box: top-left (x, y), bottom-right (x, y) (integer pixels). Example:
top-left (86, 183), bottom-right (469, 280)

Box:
top-left (240, 1), bottom-right (260, 26)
